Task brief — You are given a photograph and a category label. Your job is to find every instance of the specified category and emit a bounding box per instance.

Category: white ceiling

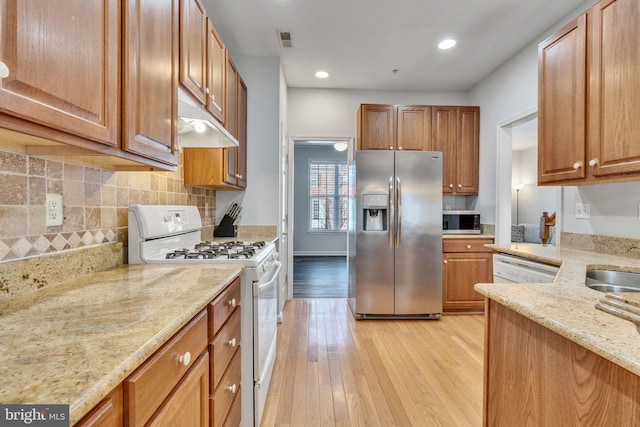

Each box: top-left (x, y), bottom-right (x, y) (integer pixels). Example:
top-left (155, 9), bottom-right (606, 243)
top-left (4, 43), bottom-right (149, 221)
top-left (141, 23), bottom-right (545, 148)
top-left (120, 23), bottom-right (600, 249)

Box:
top-left (202, 0), bottom-right (586, 91)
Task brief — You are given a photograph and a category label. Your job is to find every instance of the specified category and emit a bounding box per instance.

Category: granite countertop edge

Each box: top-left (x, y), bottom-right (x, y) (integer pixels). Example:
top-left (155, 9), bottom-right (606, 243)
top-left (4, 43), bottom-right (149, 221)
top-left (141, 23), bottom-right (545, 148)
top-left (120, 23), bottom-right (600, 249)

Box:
top-left (442, 233), bottom-right (494, 239)
top-left (476, 243), bottom-right (640, 376)
top-left (0, 264), bottom-right (244, 425)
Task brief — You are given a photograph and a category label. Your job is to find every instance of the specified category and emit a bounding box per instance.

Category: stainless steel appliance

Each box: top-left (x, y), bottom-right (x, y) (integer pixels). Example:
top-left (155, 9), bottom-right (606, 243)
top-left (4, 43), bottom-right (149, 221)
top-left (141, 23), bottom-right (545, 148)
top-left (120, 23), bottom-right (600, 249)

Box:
top-left (442, 210), bottom-right (481, 234)
top-left (348, 151), bottom-right (443, 319)
top-left (128, 205), bottom-right (280, 427)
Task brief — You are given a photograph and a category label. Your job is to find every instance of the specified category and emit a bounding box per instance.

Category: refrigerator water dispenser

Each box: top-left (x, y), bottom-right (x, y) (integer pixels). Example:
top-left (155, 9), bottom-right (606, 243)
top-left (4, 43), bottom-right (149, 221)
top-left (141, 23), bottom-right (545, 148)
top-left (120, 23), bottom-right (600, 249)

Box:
top-left (362, 194), bottom-right (387, 231)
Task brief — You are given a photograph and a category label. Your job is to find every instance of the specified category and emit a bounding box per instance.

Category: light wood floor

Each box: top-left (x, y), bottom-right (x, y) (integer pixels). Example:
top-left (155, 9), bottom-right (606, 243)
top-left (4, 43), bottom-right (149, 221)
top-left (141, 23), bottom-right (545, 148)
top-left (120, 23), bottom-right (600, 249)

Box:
top-left (261, 299), bottom-right (485, 427)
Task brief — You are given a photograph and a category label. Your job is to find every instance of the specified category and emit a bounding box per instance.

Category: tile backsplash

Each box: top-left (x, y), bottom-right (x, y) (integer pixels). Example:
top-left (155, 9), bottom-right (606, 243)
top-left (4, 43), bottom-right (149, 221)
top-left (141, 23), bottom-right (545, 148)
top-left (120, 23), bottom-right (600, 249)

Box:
top-left (0, 150), bottom-right (215, 262)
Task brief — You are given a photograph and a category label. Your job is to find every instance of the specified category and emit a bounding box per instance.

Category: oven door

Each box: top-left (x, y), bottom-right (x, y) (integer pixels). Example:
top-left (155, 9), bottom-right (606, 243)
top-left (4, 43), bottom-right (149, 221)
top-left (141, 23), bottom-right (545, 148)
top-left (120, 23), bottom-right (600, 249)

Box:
top-left (253, 260), bottom-right (281, 426)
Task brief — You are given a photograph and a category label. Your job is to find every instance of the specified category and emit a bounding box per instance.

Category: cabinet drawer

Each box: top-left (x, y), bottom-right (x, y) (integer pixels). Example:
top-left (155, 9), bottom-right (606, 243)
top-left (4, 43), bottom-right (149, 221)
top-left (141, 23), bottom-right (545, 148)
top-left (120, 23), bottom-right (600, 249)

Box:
top-left (210, 307), bottom-right (241, 390)
top-left (211, 349), bottom-right (241, 427)
top-left (222, 387), bottom-right (241, 427)
top-left (124, 310), bottom-right (208, 427)
top-left (443, 239), bottom-right (493, 253)
top-left (209, 277), bottom-right (241, 339)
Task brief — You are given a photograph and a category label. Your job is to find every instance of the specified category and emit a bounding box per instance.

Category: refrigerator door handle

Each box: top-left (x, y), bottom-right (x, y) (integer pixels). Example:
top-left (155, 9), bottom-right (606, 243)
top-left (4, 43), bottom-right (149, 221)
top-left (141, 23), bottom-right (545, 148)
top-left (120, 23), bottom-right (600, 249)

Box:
top-left (396, 177), bottom-right (402, 248)
top-left (389, 176), bottom-right (394, 248)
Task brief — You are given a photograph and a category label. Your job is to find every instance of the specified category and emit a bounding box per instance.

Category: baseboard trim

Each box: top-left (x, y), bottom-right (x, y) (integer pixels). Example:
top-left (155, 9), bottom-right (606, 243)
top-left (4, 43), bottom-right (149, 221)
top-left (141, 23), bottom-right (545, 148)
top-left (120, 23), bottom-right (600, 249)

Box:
top-left (293, 251), bottom-right (347, 257)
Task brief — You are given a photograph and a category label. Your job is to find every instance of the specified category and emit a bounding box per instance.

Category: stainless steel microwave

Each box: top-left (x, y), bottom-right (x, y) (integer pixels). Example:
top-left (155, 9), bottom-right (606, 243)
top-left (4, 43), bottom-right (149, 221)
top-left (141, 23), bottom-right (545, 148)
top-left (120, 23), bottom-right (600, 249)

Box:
top-left (443, 210), bottom-right (481, 234)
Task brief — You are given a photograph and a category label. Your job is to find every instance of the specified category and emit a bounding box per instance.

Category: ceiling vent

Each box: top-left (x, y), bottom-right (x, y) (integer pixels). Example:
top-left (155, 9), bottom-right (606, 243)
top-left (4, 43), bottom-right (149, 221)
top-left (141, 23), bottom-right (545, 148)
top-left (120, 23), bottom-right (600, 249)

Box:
top-left (277, 30), bottom-right (293, 48)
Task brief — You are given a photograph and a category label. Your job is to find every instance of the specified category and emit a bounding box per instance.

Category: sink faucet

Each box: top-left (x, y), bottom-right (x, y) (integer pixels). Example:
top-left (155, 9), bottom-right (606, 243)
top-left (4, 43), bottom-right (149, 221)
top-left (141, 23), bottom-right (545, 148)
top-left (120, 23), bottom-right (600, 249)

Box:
top-left (540, 212), bottom-right (556, 246)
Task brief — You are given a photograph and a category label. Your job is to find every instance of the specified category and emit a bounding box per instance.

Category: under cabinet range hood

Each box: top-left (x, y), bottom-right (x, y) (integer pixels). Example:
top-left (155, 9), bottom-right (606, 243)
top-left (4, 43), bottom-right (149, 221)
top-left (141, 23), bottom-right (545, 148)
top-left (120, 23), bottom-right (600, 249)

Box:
top-left (176, 87), bottom-right (238, 148)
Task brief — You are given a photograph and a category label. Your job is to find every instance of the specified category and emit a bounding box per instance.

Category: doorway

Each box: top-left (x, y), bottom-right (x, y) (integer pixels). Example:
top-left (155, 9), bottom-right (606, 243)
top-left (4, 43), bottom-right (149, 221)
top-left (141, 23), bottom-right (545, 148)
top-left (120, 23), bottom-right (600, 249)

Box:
top-left (285, 138), bottom-right (352, 299)
top-left (496, 109), bottom-right (561, 245)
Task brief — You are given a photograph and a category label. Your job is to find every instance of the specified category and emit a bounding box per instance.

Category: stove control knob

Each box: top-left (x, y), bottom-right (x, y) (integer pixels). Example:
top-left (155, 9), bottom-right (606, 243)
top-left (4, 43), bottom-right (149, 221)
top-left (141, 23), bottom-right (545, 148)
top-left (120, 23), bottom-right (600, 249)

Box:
top-left (178, 351), bottom-right (191, 366)
top-left (163, 214), bottom-right (172, 223)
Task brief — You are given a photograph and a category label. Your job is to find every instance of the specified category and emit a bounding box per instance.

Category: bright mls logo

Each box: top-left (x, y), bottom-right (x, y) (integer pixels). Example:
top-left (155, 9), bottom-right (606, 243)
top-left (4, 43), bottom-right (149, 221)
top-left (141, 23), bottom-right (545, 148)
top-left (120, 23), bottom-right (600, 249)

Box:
top-left (0, 405), bottom-right (69, 426)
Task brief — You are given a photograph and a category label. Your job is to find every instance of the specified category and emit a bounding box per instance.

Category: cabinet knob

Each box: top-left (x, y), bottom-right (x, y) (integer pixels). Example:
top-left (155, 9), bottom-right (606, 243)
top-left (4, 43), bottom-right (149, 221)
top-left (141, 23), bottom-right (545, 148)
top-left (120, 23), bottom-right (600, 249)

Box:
top-left (228, 298), bottom-right (237, 308)
top-left (0, 61), bottom-right (8, 78)
top-left (227, 338), bottom-right (237, 347)
top-left (226, 384), bottom-right (238, 394)
top-left (458, 184), bottom-right (462, 188)
top-left (210, 94), bottom-right (215, 101)
top-left (398, 146), bottom-right (403, 150)
top-left (466, 244), bottom-right (471, 249)
top-left (589, 159), bottom-right (598, 167)
top-left (205, 87), bottom-right (210, 94)
top-left (449, 184), bottom-right (454, 188)
top-left (389, 146), bottom-right (393, 150)
top-left (239, 174), bottom-right (243, 179)
top-left (443, 260), bottom-right (448, 264)
top-left (178, 351), bottom-right (191, 366)
top-left (573, 162), bottom-right (582, 170)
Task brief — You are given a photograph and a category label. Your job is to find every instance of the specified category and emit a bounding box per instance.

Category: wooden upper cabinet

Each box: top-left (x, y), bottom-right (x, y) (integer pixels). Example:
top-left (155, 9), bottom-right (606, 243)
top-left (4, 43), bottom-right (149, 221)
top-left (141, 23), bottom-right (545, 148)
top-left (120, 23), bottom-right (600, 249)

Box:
top-left (588, 0), bottom-right (640, 178)
top-left (432, 106), bottom-right (479, 195)
top-left (538, 15), bottom-right (587, 184)
top-left (236, 77), bottom-right (247, 188)
top-left (357, 104), bottom-right (395, 150)
top-left (0, 0), bottom-right (119, 147)
top-left (122, 0), bottom-right (179, 166)
top-left (224, 55), bottom-right (239, 185)
top-left (396, 106), bottom-right (431, 151)
top-left (179, 0), bottom-right (208, 105)
top-left (206, 20), bottom-right (226, 123)
top-left (456, 106), bottom-right (479, 194)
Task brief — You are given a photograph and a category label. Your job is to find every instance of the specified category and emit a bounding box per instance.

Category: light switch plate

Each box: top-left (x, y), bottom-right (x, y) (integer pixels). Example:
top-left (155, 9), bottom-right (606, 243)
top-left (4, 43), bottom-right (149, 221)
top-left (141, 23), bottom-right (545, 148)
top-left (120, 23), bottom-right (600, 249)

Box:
top-left (575, 202), bottom-right (590, 219)
top-left (46, 193), bottom-right (63, 226)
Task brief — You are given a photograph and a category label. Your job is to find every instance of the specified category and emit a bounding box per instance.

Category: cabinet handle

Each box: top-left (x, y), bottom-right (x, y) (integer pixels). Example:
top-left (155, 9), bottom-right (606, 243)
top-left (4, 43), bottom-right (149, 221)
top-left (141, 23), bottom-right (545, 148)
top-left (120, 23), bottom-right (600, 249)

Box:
top-left (178, 351), bottom-right (191, 366)
top-left (226, 384), bottom-right (238, 394)
top-left (449, 184), bottom-right (454, 188)
top-left (205, 87), bottom-right (210, 94)
top-left (466, 244), bottom-right (471, 249)
top-left (573, 162), bottom-right (582, 170)
top-left (228, 298), bottom-right (237, 308)
top-left (589, 159), bottom-right (598, 167)
top-left (443, 260), bottom-right (448, 264)
top-left (0, 61), bottom-right (8, 78)
top-left (227, 338), bottom-right (237, 347)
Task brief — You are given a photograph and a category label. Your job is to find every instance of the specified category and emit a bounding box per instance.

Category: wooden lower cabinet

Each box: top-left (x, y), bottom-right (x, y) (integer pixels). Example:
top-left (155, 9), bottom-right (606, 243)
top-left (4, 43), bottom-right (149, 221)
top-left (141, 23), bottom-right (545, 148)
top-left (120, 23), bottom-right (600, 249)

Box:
top-left (442, 238), bottom-right (493, 313)
top-left (485, 300), bottom-right (640, 425)
top-left (147, 352), bottom-right (210, 427)
top-left (74, 385), bottom-right (123, 427)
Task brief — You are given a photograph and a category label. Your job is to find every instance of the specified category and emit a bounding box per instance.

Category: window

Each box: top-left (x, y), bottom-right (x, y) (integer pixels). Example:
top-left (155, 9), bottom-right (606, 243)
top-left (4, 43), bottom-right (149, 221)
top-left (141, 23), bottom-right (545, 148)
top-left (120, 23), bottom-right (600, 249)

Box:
top-left (309, 161), bottom-right (348, 231)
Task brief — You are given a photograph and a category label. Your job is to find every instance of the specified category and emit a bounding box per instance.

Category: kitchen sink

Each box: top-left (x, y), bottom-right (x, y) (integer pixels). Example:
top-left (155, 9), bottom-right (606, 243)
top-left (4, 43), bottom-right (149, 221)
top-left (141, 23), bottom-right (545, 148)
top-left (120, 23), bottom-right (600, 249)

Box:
top-left (586, 269), bottom-right (640, 292)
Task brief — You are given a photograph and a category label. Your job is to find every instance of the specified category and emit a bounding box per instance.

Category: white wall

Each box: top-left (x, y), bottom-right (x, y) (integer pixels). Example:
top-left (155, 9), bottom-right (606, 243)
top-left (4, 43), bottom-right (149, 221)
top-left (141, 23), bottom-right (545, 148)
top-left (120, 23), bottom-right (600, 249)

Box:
top-left (215, 56), bottom-right (281, 225)
top-left (287, 89), bottom-right (469, 139)
top-left (293, 146), bottom-right (348, 255)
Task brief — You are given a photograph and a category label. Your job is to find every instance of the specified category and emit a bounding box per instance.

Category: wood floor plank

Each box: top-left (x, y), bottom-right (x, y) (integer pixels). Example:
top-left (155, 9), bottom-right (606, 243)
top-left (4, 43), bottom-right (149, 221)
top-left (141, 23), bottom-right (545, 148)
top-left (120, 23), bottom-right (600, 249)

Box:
top-left (262, 299), bottom-right (484, 427)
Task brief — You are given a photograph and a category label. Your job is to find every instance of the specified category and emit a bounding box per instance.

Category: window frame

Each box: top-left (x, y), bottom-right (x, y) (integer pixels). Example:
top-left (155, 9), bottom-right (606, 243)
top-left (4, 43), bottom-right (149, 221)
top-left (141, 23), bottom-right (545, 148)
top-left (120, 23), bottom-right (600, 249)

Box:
top-left (307, 159), bottom-right (348, 233)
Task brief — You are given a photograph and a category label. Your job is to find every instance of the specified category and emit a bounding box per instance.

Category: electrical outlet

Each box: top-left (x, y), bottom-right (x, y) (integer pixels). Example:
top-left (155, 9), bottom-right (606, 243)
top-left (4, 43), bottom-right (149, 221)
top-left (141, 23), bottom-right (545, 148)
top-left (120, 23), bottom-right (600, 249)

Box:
top-left (575, 202), bottom-right (590, 219)
top-left (46, 194), bottom-right (63, 226)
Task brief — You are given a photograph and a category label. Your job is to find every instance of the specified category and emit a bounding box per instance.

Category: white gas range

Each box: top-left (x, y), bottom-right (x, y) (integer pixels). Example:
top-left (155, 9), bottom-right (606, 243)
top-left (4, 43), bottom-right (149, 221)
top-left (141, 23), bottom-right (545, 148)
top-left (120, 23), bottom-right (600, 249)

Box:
top-left (128, 205), bottom-right (280, 427)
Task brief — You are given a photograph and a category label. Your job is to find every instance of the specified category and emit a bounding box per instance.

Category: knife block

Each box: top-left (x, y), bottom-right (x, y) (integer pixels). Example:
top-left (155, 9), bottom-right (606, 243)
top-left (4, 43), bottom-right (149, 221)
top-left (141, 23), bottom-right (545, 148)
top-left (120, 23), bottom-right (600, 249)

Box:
top-left (214, 214), bottom-right (237, 237)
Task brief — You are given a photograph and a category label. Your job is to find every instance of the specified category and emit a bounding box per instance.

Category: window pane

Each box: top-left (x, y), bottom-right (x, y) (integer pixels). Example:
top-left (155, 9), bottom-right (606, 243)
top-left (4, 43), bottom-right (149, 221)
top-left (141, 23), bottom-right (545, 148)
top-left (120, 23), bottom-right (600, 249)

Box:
top-left (309, 161), bottom-right (348, 232)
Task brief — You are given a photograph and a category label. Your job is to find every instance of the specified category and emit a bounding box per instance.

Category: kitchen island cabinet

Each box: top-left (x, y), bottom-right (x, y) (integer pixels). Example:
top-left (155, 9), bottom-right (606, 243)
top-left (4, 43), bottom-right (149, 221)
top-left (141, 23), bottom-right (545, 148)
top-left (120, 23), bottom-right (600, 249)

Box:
top-left (442, 237), bottom-right (493, 313)
top-left (0, 0), bottom-right (179, 171)
top-left (539, 0), bottom-right (640, 185)
top-left (75, 385), bottom-right (123, 427)
top-left (477, 243), bottom-right (640, 425)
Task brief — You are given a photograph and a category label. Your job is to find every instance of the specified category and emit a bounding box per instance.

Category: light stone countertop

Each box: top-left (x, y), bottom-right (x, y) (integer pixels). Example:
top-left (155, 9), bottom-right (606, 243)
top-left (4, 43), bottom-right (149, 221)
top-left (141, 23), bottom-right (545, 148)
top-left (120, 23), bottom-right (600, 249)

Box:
top-left (442, 233), bottom-right (494, 240)
top-left (0, 264), bottom-right (243, 425)
top-left (476, 243), bottom-right (640, 376)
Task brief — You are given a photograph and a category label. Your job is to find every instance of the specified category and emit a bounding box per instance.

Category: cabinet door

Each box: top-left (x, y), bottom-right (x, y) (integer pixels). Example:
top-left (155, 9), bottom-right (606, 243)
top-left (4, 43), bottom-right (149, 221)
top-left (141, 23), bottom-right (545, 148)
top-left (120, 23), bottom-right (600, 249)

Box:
top-left (588, 0), bottom-right (640, 177)
top-left (207, 20), bottom-right (225, 123)
top-left (179, 0), bottom-right (207, 105)
top-left (122, 0), bottom-right (178, 166)
top-left (224, 55), bottom-right (238, 186)
top-left (443, 252), bottom-right (492, 312)
top-left (236, 77), bottom-right (247, 188)
top-left (431, 106), bottom-right (457, 193)
top-left (358, 104), bottom-right (395, 150)
top-left (147, 352), bottom-right (209, 427)
top-left (75, 384), bottom-right (123, 427)
top-left (397, 106), bottom-right (431, 151)
top-left (456, 107), bottom-right (479, 194)
top-left (538, 16), bottom-right (587, 184)
top-left (0, 0), bottom-right (119, 146)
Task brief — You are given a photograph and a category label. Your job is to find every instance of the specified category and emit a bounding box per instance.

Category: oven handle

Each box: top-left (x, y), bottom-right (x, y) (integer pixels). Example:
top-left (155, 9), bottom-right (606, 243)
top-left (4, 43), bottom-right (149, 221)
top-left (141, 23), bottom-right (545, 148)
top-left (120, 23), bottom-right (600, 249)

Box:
top-left (257, 261), bottom-right (282, 295)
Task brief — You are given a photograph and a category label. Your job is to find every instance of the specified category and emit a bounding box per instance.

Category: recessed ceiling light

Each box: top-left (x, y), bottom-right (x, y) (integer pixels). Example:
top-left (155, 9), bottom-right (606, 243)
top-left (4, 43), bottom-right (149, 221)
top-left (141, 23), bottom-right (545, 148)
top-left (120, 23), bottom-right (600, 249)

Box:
top-left (438, 39), bottom-right (456, 50)
top-left (315, 71), bottom-right (330, 79)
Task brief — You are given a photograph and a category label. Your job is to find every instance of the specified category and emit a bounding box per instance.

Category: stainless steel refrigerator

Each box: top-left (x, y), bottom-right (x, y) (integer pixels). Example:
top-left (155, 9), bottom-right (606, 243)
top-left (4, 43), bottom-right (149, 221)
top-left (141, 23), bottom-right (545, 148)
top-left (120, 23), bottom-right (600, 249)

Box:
top-left (347, 151), bottom-right (443, 319)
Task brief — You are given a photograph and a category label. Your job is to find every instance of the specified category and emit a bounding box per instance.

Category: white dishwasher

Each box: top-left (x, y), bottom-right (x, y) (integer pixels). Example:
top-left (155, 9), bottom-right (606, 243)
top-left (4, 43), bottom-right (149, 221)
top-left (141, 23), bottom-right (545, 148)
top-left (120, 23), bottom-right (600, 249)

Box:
top-left (493, 253), bottom-right (559, 283)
